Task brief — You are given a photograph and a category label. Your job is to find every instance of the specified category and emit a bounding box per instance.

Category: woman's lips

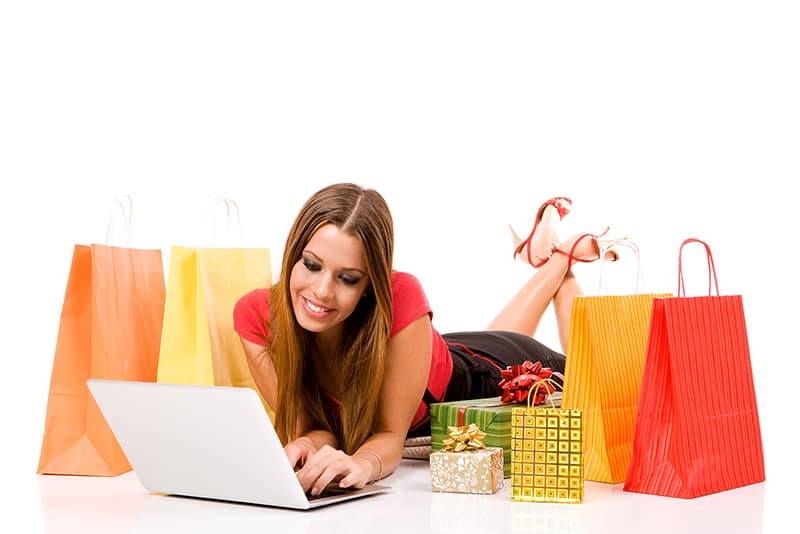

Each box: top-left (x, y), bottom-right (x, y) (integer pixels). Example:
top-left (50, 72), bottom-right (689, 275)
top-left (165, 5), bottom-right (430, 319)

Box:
top-left (302, 296), bottom-right (333, 316)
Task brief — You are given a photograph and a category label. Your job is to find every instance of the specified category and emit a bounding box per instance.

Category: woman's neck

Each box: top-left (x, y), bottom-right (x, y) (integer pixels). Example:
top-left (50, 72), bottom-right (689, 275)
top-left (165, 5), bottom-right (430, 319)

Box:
top-left (311, 328), bottom-right (345, 394)
top-left (313, 325), bottom-right (343, 358)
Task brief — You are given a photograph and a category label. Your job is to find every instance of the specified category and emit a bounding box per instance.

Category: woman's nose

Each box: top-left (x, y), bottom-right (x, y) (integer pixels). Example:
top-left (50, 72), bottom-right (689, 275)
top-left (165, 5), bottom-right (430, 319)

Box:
top-left (313, 272), bottom-right (334, 299)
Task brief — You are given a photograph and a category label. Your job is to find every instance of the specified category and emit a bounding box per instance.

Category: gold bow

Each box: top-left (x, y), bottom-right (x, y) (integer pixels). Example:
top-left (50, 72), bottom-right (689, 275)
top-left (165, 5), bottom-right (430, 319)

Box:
top-left (441, 423), bottom-right (487, 452)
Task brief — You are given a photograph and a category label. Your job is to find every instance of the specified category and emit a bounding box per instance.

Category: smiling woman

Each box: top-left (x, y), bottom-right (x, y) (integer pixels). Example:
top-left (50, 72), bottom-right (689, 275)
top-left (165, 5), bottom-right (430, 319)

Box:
top-left (231, 182), bottom-right (611, 498)
top-left (290, 225), bottom-right (370, 337)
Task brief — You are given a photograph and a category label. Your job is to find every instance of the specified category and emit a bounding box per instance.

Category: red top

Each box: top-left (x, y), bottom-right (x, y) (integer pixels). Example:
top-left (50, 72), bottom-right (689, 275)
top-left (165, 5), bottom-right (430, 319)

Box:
top-left (233, 271), bottom-right (452, 431)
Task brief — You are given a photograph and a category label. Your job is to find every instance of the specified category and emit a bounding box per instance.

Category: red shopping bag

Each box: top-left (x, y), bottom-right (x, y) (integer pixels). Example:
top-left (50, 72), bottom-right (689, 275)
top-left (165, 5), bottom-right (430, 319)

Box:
top-left (623, 238), bottom-right (764, 498)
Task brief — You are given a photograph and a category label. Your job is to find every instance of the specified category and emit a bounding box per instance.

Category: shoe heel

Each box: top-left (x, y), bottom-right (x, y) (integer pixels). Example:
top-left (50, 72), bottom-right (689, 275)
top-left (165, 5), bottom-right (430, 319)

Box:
top-left (509, 225), bottom-right (524, 252)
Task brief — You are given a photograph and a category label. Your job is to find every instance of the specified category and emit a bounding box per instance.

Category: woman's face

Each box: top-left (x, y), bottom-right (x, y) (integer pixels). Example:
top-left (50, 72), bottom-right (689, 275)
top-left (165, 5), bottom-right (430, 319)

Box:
top-left (289, 223), bottom-right (370, 339)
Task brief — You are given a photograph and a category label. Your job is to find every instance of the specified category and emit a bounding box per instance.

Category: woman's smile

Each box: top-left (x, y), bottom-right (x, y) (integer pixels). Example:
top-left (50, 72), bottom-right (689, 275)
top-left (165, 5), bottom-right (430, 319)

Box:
top-left (301, 295), bottom-right (335, 316)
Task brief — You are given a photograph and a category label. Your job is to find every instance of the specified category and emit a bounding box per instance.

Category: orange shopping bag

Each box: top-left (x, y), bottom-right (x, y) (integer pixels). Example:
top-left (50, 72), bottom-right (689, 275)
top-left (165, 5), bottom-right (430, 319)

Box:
top-left (38, 199), bottom-right (166, 475)
top-left (624, 238), bottom-right (765, 498)
top-left (561, 240), bottom-right (670, 483)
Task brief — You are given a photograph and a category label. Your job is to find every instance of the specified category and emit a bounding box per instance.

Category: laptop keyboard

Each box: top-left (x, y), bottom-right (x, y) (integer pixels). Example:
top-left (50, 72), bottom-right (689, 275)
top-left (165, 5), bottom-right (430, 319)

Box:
top-left (307, 483), bottom-right (357, 500)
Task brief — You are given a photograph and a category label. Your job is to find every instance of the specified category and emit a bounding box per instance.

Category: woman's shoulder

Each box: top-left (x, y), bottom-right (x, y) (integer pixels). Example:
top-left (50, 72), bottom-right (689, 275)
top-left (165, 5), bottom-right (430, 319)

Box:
top-left (390, 270), bottom-right (430, 315)
top-left (233, 287), bottom-right (272, 344)
top-left (235, 287), bottom-right (271, 310)
top-left (389, 271), bottom-right (434, 337)
top-left (233, 288), bottom-right (271, 324)
top-left (391, 270), bottom-right (424, 292)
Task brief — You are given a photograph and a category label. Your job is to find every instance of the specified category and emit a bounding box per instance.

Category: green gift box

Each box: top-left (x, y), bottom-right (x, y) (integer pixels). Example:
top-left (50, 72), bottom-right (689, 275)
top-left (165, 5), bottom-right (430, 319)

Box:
top-left (430, 397), bottom-right (513, 478)
top-left (431, 394), bottom-right (562, 479)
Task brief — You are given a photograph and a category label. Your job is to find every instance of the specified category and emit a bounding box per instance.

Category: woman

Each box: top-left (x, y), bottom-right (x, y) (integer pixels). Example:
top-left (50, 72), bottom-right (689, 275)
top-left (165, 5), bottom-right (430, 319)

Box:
top-left (233, 184), bottom-right (608, 496)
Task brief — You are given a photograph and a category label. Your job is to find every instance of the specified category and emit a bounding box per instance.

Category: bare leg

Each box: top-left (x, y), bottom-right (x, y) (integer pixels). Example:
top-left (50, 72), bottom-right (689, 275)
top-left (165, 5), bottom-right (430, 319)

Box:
top-left (487, 232), bottom-right (598, 345)
top-left (553, 271), bottom-right (583, 352)
top-left (486, 251), bottom-right (572, 336)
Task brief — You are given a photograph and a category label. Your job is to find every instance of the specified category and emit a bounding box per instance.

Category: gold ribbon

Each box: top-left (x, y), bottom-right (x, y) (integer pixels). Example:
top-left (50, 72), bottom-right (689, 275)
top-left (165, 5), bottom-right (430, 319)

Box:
top-left (441, 423), bottom-right (487, 452)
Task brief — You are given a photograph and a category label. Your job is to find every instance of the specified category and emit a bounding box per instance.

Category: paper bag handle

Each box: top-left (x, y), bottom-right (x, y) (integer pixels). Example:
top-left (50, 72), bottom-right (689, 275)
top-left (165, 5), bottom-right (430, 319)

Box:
top-left (597, 238), bottom-right (642, 294)
top-left (104, 195), bottom-right (132, 247)
top-left (525, 378), bottom-right (563, 414)
top-left (206, 197), bottom-right (244, 247)
top-left (677, 238), bottom-right (719, 297)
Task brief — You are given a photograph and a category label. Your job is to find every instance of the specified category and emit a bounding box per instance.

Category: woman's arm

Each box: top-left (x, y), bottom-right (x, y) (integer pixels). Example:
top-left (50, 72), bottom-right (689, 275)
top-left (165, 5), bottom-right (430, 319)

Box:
top-left (357, 313), bottom-right (432, 478)
top-left (240, 336), bottom-right (340, 465)
top-left (239, 338), bottom-right (278, 411)
top-left (296, 314), bottom-right (432, 494)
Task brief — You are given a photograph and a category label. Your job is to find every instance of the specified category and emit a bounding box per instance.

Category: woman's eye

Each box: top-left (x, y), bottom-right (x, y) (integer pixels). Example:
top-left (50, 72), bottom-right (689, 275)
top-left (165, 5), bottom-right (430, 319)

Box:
top-left (302, 258), bottom-right (320, 271)
top-left (340, 276), bottom-right (361, 286)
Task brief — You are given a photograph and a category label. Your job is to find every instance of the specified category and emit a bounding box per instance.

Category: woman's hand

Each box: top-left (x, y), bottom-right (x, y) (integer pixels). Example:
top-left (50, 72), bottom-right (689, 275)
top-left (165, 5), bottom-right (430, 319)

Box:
top-left (293, 445), bottom-right (375, 495)
top-left (284, 436), bottom-right (318, 471)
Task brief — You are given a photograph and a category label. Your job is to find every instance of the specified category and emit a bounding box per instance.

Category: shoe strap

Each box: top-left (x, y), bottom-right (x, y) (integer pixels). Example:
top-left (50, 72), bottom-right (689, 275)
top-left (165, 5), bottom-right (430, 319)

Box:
top-left (561, 227), bottom-right (612, 265)
top-left (539, 196), bottom-right (572, 220)
top-left (518, 196), bottom-right (574, 265)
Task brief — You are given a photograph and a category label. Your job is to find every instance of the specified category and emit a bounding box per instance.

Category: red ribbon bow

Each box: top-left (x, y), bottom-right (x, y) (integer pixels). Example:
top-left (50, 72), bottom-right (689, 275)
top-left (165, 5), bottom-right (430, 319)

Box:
top-left (498, 360), bottom-right (556, 405)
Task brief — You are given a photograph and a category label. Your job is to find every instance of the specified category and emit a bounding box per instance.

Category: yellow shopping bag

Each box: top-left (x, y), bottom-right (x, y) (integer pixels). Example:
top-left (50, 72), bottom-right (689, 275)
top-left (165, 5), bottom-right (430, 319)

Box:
top-left (156, 200), bottom-right (273, 418)
top-left (561, 240), bottom-right (670, 483)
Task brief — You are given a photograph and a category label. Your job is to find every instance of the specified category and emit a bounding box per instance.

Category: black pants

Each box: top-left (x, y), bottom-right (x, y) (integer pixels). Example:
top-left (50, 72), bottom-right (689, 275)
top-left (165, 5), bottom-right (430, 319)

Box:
top-left (408, 330), bottom-right (565, 437)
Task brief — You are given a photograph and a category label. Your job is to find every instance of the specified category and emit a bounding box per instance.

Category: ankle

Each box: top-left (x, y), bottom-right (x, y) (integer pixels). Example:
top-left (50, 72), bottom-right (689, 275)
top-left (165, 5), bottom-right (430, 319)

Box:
top-left (560, 233), bottom-right (599, 262)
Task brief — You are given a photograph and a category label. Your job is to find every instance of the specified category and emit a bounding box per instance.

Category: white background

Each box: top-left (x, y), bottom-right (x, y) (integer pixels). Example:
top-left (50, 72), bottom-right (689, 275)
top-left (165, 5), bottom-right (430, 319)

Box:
top-left (1, 2), bottom-right (797, 532)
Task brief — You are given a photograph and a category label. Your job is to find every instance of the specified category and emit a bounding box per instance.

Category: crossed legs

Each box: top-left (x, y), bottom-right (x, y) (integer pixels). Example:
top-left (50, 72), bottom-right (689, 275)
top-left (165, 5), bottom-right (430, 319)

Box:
top-left (486, 249), bottom-right (581, 353)
top-left (487, 227), bottom-right (602, 353)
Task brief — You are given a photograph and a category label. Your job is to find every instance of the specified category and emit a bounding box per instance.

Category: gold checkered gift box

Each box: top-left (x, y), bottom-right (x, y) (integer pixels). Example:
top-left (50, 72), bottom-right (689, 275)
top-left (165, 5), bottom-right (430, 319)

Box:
top-left (510, 407), bottom-right (584, 503)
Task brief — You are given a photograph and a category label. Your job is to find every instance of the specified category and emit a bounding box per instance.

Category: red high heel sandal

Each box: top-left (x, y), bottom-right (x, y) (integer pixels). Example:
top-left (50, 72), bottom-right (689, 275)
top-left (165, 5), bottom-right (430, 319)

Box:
top-left (553, 229), bottom-right (617, 265)
top-left (512, 196), bottom-right (572, 268)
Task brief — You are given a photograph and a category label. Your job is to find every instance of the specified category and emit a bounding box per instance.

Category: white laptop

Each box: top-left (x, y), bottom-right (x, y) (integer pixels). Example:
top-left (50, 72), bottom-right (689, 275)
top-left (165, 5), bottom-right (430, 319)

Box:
top-left (86, 379), bottom-right (390, 510)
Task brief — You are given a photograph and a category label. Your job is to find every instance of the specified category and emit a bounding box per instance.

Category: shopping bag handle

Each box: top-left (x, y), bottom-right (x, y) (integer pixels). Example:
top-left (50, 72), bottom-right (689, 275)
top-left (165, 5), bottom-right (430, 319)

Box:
top-left (206, 197), bottom-right (244, 247)
top-left (677, 238), bottom-right (719, 297)
top-left (525, 378), bottom-right (563, 413)
top-left (597, 238), bottom-right (642, 294)
top-left (104, 195), bottom-right (132, 247)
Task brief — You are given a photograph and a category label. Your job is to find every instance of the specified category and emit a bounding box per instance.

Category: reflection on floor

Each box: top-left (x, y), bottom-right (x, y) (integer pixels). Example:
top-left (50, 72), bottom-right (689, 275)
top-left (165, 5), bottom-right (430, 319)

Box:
top-left (35, 459), bottom-right (766, 534)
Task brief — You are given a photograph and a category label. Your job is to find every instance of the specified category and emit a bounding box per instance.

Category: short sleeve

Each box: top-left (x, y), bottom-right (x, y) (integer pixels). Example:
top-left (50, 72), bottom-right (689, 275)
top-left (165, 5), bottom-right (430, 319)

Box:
top-left (390, 272), bottom-right (433, 337)
top-left (233, 288), bottom-right (272, 345)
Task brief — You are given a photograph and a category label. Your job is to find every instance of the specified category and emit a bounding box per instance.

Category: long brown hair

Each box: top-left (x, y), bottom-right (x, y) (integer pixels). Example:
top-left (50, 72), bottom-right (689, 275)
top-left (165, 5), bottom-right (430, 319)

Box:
top-left (268, 183), bottom-right (394, 453)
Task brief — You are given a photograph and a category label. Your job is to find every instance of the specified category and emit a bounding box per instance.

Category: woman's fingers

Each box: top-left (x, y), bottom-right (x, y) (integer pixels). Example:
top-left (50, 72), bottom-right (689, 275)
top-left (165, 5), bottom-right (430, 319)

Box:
top-left (337, 460), bottom-right (370, 489)
top-left (295, 446), bottom-right (371, 495)
top-left (295, 445), bottom-right (338, 493)
top-left (284, 445), bottom-right (302, 468)
top-left (284, 438), bottom-right (316, 470)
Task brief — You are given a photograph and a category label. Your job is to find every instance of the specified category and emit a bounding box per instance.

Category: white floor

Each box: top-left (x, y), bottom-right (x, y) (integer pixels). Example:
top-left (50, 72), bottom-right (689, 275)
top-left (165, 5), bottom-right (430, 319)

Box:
top-left (23, 459), bottom-right (774, 534)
